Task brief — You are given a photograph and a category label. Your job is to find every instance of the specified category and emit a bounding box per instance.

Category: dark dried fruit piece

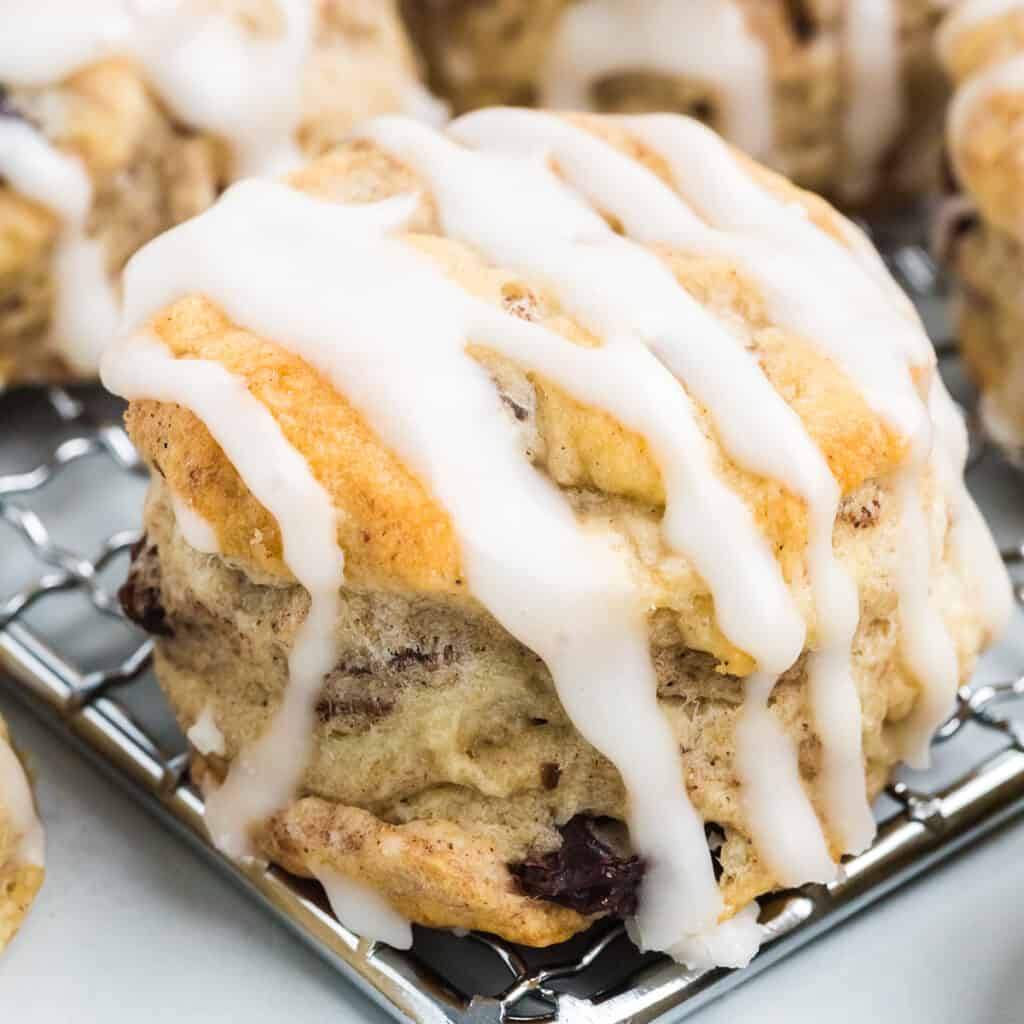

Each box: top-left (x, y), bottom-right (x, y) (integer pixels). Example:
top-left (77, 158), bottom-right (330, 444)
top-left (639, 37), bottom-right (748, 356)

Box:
top-left (540, 761), bottom-right (561, 790)
top-left (510, 816), bottom-right (645, 917)
top-left (782, 0), bottom-right (816, 41)
top-left (118, 535), bottom-right (173, 637)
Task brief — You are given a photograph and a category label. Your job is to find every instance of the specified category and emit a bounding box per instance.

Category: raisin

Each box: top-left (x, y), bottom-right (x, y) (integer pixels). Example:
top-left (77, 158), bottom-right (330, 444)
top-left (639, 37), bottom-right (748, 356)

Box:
top-left (118, 536), bottom-right (174, 637)
top-left (540, 762), bottom-right (561, 790)
top-left (510, 816), bottom-right (645, 917)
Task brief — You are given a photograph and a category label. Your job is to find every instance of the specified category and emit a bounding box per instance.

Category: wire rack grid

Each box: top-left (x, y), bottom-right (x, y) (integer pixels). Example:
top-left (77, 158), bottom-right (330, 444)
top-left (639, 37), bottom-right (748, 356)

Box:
top-left (1, 251), bottom-right (1024, 1024)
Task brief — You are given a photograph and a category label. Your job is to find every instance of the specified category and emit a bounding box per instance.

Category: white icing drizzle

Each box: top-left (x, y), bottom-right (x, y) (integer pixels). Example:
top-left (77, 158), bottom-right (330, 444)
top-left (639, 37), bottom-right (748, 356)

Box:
top-left (362, 117), bottom-right (806, 676)
top-left (886, 377), bottom-right (1011, 772)
top-left (101, 334), bottom-right (345, 859)
top-left (0, 0), bottom-right (317, 177)
top-left (102, 112), bottom-right (1010, 965)
top-left (312, 865), bottom-right (413, 949)
top-left (187, 704), bottom-right (226, 757)
top-left (539, 0), bottom-right (907, 198)
top-left (366, 113), bottom-right (840, 873)
top-left (928, 379), bottom-right (1014, 645)
top-left (0, 119), bottom-right (119, 375)
top-left (735, 672), bottom-right (836, 884)
top-left (0, 729), bottom-right (44, 868)
top-left (612, 115), bottom-right (968, 777)
top-left (540, 0), bottom-right (775, 161)
top-left (840, 0), bottom-right (904, 201)
top-left (170, 490), bottom-right (220, 555)
top-left (617, 115), bottom-right (972, 771)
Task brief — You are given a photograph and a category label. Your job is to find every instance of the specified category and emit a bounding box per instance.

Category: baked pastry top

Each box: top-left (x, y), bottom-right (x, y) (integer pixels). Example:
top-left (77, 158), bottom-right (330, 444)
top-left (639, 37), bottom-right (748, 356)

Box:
top-left (400, 0), bottom-right (948, 203)
top-left (105, 109), bottom-right (1010, 966)
top-left (0, 713), bottom-right (44, 953)
top-left (0, 0), bottom-right (442, 385)
top-left (937, 0), bottom-right (1024, 444)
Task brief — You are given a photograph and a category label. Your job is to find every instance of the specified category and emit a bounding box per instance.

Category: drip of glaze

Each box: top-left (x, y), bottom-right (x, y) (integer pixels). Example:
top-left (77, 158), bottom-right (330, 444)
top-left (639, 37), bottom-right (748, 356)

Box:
top-left (187, 704), bottom-right (226, 757)
top-left (0, 0), bottom-right (317, 177)
top-left (0, 119), bottom-right (119, 375)
top-left (170, 490), bottom-right (220, 554)
top-left (360, 117), bottom-right (806, 677)
top-left (449, 108), bottom-right (931, 852)
top-left (312, 865), bottom-right (413, 950)
top-left (735, 672), bottom-right (836, 884)
top-left (620, 116), bottom-right (928, 400)
top-left (0, 732), bottom-right (44, 868)
top-left (101, 334), bottom-right (344, 859)
top-left (362, 114), bottom-right (840, 873)
top-left (930, 380), bottom-right (1014, 600)
top-left (615, 114), bottom-right (978, 771)
top-left (840, 0), bottom-right (904, 202)
top-left (540, 0), bottom-right (775, 162)
top-left (929, 380), bottom-right (1013, 631)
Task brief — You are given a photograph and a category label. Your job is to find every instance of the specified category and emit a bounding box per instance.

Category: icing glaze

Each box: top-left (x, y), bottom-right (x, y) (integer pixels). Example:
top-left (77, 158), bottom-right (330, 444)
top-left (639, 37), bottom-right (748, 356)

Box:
top-left (0, 0), bottom-right (317, 177)
top-left (0, 119), bottom-right (119, 375)
top-left (540, 0), bottom-right (906, 198)
top-left (102, 333), bottom-right (345, 859)
top-left (0, 729), bottom-right (44, 868)
top-left (840, 0), bottom-right (904, 201)
top-left (366, 113), bottom-right (844, 868)
top-left (103, 111), bottom-right (1009, 965)
top-left (540, 0), bottom-right (775, 161)
top-left (170, 490), bottom-right (220, 555)
top-left (187, 704), bottom-right (226, 757)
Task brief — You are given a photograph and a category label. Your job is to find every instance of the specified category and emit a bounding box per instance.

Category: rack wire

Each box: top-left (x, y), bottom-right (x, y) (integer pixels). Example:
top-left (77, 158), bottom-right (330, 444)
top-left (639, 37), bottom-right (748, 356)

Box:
top-left (1, 247), bottom-right (1023, 1024)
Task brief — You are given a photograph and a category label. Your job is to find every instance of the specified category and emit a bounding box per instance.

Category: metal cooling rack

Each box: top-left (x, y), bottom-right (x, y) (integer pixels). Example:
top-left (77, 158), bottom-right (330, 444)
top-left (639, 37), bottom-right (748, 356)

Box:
top-left (1, 248), bottom-right (1024, 1024)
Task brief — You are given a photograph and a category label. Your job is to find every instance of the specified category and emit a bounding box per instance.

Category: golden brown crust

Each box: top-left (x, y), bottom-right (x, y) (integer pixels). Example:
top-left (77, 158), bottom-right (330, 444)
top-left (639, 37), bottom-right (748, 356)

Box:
top-left (260, 799), bottom-right (589, 945)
